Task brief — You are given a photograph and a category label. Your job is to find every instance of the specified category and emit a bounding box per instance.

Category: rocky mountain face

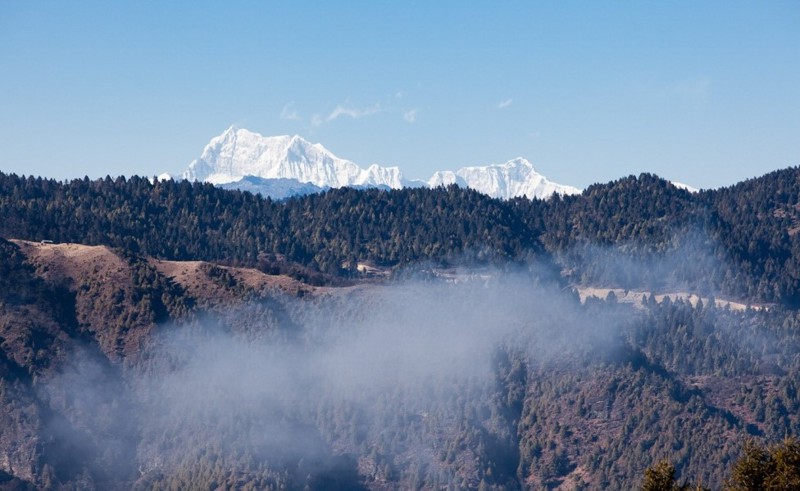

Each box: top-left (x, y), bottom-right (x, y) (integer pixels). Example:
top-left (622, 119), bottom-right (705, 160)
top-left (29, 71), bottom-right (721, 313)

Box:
top-left (177, 127), bottom-right (580, 199)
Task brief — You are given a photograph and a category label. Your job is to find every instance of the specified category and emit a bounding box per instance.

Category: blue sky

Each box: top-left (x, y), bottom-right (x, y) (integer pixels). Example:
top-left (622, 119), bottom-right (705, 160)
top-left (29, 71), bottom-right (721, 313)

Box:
top-left (1, 1), bottom-right (798, 189)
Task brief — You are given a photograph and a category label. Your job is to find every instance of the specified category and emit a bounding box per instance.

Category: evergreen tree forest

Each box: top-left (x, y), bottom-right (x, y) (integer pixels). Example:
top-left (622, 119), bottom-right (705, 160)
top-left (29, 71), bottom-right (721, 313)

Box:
top-left (1, 167), bottom-right (800, 304)
top-left (1, 168), bottom-right (800, 489)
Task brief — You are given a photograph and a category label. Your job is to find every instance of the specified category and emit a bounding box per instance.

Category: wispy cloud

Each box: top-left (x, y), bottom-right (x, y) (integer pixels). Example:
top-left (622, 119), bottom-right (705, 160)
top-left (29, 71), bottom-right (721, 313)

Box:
top-left (497, 98), bottom-right (513, 109)
top-left (403, 109), bottom-right (417, 123)
top-left (672, 77), bottom-right (711, 99)
top-left (327, 102), bottom-right (381, 122)
top-left (280, 102), bottom-right (300, 121)
top-left (311, 114), bottom-right (323, 127)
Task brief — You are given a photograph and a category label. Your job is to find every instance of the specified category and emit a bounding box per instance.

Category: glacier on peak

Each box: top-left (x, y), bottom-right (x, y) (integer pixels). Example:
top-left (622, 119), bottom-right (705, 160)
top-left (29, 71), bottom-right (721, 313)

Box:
top-left (428, 170), bottom-right (467, 188)
top-left (444, 157), bottom-right (582, 200)
top-left (671, 181), bottom-right (700, 193)
top-left (179, 127), bottom-right (581, 200)
top-left (183, 127), bottom-right (403, 189)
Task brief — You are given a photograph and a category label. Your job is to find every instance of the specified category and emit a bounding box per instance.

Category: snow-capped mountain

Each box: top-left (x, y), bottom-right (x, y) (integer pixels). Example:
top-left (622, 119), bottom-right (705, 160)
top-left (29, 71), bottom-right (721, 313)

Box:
top-left (428, 170), bottom-right (466, 188)
top-left (429, 158), bottom-right (580, 199)
top-left (177, 127), bottom-right (581, 200)
top-left (671, 181), bottom-right (699, 193)
top-left (184, 126), bottom-right (404, 189)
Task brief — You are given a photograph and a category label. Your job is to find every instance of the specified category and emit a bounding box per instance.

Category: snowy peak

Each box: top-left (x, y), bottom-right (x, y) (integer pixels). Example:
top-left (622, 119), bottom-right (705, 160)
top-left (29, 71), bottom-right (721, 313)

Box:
top-left (671, 181), bottom-right (699, 193)
top-left (180, 127), bottom-right (581, 200)
top-left (184, 127), bottom-right (403, 189)
top-left (359, 164), bottom-right (405, 188)
top-left (428, 170), bottom-right (466, 188)
top-left (430, 157), bottom-right (580, 199)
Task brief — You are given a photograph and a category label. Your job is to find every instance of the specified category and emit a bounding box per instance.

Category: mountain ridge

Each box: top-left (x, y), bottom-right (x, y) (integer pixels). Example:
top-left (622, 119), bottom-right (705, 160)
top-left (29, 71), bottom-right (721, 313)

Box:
top-left (177, 126), bottom-right (581, 199)
top-left (1, 167), bottom-right (800, 488)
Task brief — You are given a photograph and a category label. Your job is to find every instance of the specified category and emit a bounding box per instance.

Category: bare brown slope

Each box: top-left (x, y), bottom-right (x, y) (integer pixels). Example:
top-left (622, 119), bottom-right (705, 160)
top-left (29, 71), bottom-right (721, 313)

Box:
top-left (149, 259), bottom-right (318, 304)
top-left (9, 240), bottom-right (333, 360)
top-left (12, 240), bottom-right (319, 298)
top-left (0, 239), bottom-right (345, 488)
top-left (9, 240), bottom-right (144, 360)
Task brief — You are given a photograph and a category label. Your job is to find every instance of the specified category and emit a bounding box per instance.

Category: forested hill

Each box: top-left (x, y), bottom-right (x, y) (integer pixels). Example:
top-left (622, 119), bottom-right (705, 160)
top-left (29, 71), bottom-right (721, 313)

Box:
top-left (2, 168), bottom-right (800, 490)
top-left (528, 168), bottom-right (800, 305)
top-left (1, 167), bottom-right (800, 304)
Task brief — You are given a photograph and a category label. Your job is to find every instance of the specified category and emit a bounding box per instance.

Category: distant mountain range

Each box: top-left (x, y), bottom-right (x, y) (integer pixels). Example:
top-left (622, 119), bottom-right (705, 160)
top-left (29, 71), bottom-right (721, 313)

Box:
top-left (169, 126), bottom-right (581, 199)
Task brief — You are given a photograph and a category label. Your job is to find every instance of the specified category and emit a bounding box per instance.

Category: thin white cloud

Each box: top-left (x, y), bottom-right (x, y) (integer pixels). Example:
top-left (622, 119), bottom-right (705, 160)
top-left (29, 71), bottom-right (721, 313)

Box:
top-left (673, 77), bottom-right (711, 99)
top-left (403, 109), bottom-right (417, 123)
top-left (280, 102), bottom-right (300, 121)
top-left (327, 103), bottom-right (381, 122)
top-left (497, 98), bottom-right (513, 109)
top-left (311, 114), bottom-right (323, 127)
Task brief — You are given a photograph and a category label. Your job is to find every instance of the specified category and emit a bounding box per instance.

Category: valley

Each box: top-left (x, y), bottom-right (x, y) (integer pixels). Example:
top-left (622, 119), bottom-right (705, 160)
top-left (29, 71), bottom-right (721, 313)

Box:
top-left (1, 168), bottom-right (800, 489)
